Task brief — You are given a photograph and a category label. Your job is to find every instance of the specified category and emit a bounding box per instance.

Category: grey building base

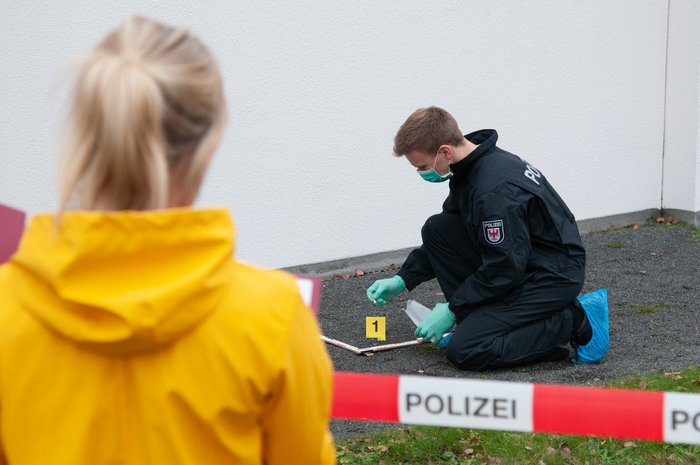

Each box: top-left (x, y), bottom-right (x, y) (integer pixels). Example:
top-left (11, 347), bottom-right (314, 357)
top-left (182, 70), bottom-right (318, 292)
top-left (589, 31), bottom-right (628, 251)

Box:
top-left (575, 208), bottom-right (660, 233)
top-left (284, 247), bottom-right (415, 279)
top-left (284, 208), bottom-right (699, 278)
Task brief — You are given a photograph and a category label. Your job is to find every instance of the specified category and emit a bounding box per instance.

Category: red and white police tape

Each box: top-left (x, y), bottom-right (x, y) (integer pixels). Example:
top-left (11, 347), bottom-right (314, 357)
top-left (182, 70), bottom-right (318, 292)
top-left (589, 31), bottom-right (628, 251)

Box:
top-left (331, 372), bottom-right (700, 445)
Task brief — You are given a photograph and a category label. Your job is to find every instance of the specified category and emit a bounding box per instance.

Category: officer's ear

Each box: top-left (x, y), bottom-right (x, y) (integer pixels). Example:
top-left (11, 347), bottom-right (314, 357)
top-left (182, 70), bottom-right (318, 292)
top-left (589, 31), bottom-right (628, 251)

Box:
top-left (438, 145), bottom-right (454, 162)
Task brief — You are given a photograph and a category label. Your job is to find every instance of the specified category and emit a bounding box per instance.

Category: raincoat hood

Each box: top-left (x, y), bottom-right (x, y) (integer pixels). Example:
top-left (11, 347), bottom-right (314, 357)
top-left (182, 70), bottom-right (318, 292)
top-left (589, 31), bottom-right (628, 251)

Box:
top-left (8, 208), bottom-right (233, 355)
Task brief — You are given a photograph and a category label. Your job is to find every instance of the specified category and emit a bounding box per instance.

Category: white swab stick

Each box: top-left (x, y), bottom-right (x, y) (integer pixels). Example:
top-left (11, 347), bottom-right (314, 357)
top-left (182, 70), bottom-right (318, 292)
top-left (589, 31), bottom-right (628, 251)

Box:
top-left (359, 338), bottom-right (425, 353)
top-left (321, 335), bottom-right (363, 354)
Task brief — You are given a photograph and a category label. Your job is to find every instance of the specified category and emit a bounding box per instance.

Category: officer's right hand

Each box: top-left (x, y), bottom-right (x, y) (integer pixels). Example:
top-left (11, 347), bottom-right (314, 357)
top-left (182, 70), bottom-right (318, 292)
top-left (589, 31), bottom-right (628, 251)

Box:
top-left (366, 275), bottom-right (406, 306)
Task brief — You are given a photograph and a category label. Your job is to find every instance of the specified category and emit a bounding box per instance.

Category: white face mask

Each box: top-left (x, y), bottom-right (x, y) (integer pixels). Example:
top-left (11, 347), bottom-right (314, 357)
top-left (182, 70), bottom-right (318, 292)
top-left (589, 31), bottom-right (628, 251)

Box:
top-left (417, 151), bottom-right (452, 183)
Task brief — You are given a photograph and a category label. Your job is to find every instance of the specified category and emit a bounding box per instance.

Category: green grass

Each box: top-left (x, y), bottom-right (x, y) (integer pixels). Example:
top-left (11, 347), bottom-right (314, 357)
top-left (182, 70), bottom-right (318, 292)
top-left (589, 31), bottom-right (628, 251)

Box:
top-left (336, 366), bottom-right (700, 465)
top-left (689, 225), bottom-right (700, 242)
top-left (630, 302), bottom-right (674, 315)
top-left (645, 220), bottom-right (700, 241)
top-left (605, 240), bottom-right (625, 248)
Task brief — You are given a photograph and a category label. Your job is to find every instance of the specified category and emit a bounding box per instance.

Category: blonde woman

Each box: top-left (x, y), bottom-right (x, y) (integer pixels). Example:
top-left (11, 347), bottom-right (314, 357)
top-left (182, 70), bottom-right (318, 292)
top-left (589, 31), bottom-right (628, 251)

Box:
top-left (0, 16), bottom-right (335, 465)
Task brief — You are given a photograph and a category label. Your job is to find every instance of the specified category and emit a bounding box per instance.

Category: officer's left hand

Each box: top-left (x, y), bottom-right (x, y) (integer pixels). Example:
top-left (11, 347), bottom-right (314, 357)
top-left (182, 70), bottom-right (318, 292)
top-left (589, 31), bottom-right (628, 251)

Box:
top-left (414, 303), bottom-right (456, 344)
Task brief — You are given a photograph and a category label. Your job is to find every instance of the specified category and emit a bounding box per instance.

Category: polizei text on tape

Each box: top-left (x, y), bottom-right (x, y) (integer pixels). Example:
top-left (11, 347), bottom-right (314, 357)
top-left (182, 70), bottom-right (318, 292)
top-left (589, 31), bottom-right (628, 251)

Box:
top-left (398, 376), bottom-right (533, 431)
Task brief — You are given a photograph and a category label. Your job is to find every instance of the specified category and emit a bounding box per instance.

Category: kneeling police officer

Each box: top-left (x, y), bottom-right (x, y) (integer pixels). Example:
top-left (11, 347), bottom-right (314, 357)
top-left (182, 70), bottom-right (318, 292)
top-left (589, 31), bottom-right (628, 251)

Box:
top-left (367, 107), bottom-right (609, 371)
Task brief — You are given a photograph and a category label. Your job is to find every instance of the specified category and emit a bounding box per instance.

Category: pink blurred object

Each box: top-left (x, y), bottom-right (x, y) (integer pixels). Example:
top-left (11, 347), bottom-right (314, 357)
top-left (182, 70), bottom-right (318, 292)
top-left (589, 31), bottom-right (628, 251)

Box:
top-left (295, 275), bottom-right (322, 315)
top-left (0, 203), bottom-right (26, 264)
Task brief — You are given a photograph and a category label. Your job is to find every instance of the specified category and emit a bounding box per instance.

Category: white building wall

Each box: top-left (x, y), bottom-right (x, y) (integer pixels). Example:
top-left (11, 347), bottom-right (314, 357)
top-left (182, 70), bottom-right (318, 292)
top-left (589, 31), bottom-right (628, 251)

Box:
top-left (697, 79), bottom-right (700, 215)
top-left (0, 1), bottom-right (686, 269)
top-left (662, 0), bottom-right (700, 221)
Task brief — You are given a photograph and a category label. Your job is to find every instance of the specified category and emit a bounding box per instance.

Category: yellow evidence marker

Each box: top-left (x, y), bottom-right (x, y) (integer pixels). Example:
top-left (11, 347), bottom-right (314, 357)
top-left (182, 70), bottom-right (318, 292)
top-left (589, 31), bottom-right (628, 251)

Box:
top-left (365, 316), bottom-right (386, 341)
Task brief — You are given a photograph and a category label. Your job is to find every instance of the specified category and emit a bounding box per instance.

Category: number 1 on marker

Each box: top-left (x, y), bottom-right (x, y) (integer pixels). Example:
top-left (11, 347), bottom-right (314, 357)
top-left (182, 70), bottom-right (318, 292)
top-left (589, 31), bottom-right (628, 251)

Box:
top-left (366, 316), bottom-right (386, 341)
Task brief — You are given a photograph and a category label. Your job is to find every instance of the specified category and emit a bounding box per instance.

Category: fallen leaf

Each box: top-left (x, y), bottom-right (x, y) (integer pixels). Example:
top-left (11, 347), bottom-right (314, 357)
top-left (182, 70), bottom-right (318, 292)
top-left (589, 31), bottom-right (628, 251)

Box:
top-left (692, 379), bottom-right (700, 386)
top-left (660, 216), bottom-right (676, 224)
top-left (624, 441), bottom-right (637, 448)
top-left (464, 448), bottom-right (474, 456)
top-left (355, 268), bottom-right (365, 277)
top-left (342, 274), bottom-right (351, 279)
top-left (560, 442), bottom-right (571, 458)
top-left (388, 263), bottom-right (397, 270)
top-left (331, 273), bottom-right (341, 280)
top-left (524, 446), bottom-right (533, 451)
top-left (655, 216), bottom-right (677, 224)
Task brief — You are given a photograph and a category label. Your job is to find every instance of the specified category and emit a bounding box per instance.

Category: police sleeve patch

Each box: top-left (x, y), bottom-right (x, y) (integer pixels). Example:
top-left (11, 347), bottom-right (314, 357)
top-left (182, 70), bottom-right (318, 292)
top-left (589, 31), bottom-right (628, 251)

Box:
top-left (482, 220), bottom-right (505, 244)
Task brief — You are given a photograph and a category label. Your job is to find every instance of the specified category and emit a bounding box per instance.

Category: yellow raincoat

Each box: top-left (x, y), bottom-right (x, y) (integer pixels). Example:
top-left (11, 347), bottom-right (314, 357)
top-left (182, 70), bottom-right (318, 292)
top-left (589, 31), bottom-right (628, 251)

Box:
top-left (0, 209), bottom-right (335, 465)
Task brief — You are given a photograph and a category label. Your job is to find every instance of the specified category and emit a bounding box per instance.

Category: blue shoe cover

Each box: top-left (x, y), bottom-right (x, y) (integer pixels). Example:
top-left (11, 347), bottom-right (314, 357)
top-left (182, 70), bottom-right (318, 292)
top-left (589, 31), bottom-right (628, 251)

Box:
top-left (438, 332), bottom-right (454, 348)
top-left (572, 288), bottom-right (609, 364)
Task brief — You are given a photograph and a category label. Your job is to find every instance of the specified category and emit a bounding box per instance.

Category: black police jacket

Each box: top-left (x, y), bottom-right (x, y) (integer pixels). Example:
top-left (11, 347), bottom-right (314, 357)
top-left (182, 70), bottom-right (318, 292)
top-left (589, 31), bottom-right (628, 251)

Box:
top-left (398, 129), bottom-right (586, 316)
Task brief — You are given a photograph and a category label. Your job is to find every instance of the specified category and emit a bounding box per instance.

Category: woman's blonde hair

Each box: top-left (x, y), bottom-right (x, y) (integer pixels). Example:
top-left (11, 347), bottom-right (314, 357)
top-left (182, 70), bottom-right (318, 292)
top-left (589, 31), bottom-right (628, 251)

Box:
top-left (59, 16), bottom-right (226, 211)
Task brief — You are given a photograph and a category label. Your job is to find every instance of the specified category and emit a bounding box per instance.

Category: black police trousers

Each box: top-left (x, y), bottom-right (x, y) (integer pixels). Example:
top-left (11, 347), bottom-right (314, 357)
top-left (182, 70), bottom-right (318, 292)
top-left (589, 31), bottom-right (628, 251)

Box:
top-left (421, 213), bottom-right (584, 371)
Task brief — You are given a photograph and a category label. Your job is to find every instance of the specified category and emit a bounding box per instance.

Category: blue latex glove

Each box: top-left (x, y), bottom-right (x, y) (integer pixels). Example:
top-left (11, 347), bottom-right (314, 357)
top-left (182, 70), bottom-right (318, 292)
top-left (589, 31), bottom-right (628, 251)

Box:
top-left (414, 303), bottom-right (456, 344)
top-left (366, 275), bottom-right (406, 306)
